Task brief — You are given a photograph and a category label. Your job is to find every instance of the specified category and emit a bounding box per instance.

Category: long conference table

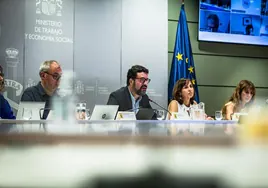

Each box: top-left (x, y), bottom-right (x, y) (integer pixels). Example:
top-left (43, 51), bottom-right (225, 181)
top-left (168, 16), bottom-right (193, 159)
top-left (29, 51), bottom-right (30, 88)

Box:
top-left (0, 119), bottom-right (267, 188)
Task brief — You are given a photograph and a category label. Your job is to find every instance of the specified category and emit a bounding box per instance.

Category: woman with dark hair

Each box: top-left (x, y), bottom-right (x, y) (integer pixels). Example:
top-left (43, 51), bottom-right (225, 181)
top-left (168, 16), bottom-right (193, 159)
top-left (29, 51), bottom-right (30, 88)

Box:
top-left (167, 78), bottom-right (213, 120)
top-left (167, 79), bottom-right (197, 120)
top-left (0, 65), bottom-right (16, 119)
top-left (207, 14), bottom-right (219, 32)
top-left (222, 80), bottom-right (256, 120)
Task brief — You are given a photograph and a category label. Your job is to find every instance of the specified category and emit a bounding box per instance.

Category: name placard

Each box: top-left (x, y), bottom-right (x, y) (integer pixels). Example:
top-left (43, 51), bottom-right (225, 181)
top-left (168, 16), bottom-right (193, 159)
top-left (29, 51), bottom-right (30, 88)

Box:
top-left (116, 111), bottom-right (136, 120)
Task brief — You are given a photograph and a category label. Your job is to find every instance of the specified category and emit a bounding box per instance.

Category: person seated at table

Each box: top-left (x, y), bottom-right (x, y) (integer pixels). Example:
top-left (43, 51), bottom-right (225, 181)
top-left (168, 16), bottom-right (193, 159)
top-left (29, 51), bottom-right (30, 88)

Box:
top-left (167, 78), bottom-right (213, 120)
top-left (222, 80), bottom-right (256, 120)
top-left (21, 60), bottom-right (62, 119)
top-left (167, 79), bottom-right (196, 120)
top-left (107, 65), bottom-right (152, 112)
top-left (0, 65), bottom-right (15, 119)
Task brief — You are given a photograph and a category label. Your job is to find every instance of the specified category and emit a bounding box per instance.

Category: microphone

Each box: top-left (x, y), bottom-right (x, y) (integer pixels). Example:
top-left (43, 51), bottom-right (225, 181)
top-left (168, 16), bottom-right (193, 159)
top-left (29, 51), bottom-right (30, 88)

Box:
top-left (148, 98), bottom-right (172, 116)
top-left (39, 107), bottom-right (51, 120)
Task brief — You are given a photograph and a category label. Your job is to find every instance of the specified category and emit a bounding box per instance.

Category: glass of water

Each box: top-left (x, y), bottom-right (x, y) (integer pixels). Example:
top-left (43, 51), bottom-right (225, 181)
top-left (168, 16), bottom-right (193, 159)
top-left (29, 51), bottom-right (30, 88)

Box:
top-left (22, 108), bottom-right (32, 120)
top-left (76, 103), bottom-right (87, 120)
top-left (215, 111), bottom-right (222, 121)
top-left (85, 109), bottom-right (91, 120)
top-left (156, 110), bottom-right (165, 120)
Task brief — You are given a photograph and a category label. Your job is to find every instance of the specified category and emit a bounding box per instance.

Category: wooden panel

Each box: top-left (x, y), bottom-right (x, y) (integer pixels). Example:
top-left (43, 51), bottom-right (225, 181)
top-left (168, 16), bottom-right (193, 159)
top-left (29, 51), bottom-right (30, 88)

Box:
top-left (194, 54), bottom-right (268, 87)
top-left (199, 86), bottom-right (233, 116)
top-left (199, 86), bottom-right (268, 116)
top-left (168, 22), bottom-right (268, 58)
top-left (168, 0), bottom-right (199, 22)
top-left (169, 53), bottom-right (268, 87)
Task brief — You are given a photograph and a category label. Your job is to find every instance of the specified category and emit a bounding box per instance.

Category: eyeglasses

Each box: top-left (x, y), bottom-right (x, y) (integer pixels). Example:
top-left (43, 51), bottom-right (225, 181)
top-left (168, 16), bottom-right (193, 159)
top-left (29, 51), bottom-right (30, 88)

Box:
top-left (135, 77), bottom-right (151, 84)
top-left (45, 72), bottom-right (61, 81)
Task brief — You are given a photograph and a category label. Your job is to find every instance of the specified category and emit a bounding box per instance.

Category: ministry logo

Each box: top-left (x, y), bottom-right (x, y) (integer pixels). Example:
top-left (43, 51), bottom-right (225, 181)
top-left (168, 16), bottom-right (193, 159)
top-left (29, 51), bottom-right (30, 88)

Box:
top-left (5, 48), bottom-right (19, 60)
top-left (75, 80), bottom-right (85, 95)
top-left (36, 0), bottom-right (63, 16)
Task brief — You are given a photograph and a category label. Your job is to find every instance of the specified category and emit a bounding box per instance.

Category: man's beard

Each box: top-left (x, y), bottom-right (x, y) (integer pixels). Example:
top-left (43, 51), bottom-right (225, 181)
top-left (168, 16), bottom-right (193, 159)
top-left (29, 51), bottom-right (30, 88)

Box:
top-left (134, 85), bottom-right (147, 96)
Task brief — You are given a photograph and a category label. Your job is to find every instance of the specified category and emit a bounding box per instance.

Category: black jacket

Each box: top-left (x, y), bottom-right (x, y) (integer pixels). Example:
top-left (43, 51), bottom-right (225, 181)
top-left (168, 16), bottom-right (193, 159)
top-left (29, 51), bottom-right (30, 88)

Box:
top-left (107, 86), bottom-right (152, 111)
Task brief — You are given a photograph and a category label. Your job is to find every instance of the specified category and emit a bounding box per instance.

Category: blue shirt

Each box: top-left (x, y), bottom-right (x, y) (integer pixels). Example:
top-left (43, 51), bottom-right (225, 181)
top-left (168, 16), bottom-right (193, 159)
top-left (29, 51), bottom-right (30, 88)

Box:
top-left (0, 93), bottom-right (16, 119)
top-left (128, 88), bottom-right (142, 114)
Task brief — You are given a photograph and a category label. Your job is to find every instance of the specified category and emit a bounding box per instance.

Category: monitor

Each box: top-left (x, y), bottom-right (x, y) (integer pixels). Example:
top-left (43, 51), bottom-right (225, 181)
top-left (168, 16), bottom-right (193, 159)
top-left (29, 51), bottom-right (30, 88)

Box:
top-left (198, 0), bottom-right (268, 46)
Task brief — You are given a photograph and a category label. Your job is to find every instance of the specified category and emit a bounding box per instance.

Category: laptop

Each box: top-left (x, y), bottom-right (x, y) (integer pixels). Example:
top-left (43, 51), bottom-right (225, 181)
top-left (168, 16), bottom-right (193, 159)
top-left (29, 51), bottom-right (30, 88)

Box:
top-left (136, 108), bottom-right (156, 120)
top-left (90, 105), bottom-right (119, 120)
top-left (16, 102), bottom-right (46, 120)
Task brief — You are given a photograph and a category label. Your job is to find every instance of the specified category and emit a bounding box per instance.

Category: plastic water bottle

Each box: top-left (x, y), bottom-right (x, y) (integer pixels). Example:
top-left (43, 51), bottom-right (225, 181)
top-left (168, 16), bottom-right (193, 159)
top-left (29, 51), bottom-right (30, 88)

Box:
top-left (52, 70), bottom-right (77, 125)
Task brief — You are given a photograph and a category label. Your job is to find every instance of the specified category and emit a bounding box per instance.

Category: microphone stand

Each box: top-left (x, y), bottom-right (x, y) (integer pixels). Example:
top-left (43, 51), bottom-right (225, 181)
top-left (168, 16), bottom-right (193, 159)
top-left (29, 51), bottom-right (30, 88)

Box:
top-left (148, 98), bottom-right (172, 116)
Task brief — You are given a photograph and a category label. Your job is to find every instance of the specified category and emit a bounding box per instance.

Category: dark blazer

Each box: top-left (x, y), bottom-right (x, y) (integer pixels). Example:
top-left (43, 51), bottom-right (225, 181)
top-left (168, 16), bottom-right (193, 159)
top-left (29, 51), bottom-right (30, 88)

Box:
top-left (107, 86), bottom-right (152, 111)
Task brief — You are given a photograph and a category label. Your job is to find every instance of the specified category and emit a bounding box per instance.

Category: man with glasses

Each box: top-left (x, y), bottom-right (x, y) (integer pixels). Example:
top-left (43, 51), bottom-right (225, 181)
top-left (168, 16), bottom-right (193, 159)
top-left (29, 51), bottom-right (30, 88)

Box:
top-left (107, 65), bottom-right (152, 112)
top-left (21, 60), bottom-right (62, 119)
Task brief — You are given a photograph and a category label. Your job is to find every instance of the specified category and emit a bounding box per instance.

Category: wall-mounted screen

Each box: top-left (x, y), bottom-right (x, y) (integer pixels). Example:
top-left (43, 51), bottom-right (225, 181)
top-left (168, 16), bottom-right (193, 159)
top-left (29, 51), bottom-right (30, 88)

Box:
top-left (198, 0), bottom-right (268, 46)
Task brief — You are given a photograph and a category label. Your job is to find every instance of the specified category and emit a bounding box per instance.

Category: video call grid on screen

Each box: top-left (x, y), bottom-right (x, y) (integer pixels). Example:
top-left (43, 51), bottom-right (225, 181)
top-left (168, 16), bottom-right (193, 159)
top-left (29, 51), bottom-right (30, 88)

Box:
top-left (198, 0), bottom-right (268, 46)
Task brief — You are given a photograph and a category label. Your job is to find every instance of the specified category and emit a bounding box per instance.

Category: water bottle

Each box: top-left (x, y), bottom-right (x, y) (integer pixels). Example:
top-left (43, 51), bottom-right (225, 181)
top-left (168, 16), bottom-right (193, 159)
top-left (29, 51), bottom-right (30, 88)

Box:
top-left (52, 70), bottom-right (77, 124)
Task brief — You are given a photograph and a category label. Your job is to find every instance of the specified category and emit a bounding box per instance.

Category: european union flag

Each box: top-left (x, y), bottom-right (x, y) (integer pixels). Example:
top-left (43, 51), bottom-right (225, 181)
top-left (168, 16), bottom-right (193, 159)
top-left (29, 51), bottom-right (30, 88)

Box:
top-left (168, 3), bottom-right (199, 103)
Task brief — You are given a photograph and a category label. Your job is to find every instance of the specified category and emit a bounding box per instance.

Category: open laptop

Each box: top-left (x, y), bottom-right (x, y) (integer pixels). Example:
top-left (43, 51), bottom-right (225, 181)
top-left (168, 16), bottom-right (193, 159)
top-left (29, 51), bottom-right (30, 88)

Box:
top-left (90, 105), bottom-right (119, 120)
top-left (16, 102), bottom-right (46, 120)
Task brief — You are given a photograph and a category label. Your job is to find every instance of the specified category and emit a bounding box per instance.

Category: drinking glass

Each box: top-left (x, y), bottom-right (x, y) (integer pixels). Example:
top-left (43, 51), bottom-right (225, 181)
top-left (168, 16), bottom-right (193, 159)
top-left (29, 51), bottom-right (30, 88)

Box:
top-left (76, 103), bottom-right (86, 111)
top-left (76, 103), bottom-right (87, 120)
top-left (192, 109), bottom-right (204, 120)
top-left (22, 108), bottom-right (32, 120)
top-left (215, 111), bottom-right (222, 121)
top-left (191, 102), bottom-right (205, 120)
top-left (85, 109), bottom-right (91, 120)
top-left (156, 110), bottom-right (165, 120)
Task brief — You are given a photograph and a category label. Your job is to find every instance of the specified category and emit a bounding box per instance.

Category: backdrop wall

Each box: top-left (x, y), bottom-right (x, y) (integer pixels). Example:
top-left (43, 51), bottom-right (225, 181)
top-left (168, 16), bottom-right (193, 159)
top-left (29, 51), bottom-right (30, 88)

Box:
top-left (0, 0), bottom-right (168, 113)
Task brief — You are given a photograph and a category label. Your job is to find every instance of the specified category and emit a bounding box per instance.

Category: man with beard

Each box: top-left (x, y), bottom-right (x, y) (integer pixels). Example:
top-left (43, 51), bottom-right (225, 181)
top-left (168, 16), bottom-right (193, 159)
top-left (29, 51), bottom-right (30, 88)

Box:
top-left (0, 65), bottom-right (15, 119)
top-left (107, 65), bottom-right (152, 112)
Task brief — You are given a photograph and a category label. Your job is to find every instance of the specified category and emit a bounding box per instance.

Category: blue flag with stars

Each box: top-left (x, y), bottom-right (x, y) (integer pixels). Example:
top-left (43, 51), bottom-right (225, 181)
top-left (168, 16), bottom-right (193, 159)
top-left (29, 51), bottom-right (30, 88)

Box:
top-left (168, 3), bottom-right (199, 103)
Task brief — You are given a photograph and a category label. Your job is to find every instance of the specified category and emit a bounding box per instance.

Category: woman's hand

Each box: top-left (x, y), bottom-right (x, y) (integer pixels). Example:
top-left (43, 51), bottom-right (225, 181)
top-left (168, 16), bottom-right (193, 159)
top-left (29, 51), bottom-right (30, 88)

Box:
top-left (205, 113), bottom-right (214, 120)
